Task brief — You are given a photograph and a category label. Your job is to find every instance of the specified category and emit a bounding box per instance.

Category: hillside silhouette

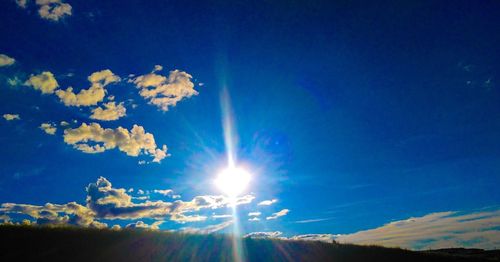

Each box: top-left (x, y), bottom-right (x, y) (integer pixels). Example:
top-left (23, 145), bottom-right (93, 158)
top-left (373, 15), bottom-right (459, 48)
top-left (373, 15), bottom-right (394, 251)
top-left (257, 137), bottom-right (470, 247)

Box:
top-left (0, 225), bottom-right (497, 261)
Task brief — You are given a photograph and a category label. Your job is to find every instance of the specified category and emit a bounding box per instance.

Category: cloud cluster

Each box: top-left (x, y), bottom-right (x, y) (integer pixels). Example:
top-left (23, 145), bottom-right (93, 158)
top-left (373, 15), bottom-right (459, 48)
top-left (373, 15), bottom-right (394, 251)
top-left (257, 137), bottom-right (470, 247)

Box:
top-left (131, 67), bottom-right (198, 111)
top-left (24, 71), bottom-right (59, 94)
top-left (56, 70), bottom-right (120, 107)
top-left (0, 177), bottom-right (255, 229)
top-left (3, 114), bottom-right (20, 121)
top-left (125, 220), bottom-right (164, 230)
top-left (63, 122), bottom-right (168, 163)
top-left (335, 210), bottom-right (500, 250)
top-left (266, 209), bottom-right (289, 220)
top-left (0, 54), bottom-right (15, 67)
top-left (90, 102), bottom-right (126, 121)
top-left (40, 122), bottom-right (57, 135)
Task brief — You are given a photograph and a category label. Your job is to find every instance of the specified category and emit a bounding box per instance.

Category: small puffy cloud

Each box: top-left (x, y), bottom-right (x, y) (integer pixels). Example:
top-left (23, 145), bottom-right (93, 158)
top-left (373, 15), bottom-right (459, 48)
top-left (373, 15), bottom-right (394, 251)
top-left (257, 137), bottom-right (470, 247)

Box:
top-left (335, 209), bottom-right (500, 250)
top-left (244, 231), bottom-right (282, 239)
top-left (56, 70), bottom-right (120, 107)
top-left (125, 220), bottom-right (163, 230)
top-left (258, 199), bottom-right (277, 206)
top-left (25, 71), bottom-right (59, 94)
top-left (2, 114), bottom-right (20, 121)
top-left (63, 122), bottom-right (168, 163)
top-left (60, 121), bottom-right (70, 126)
top-left (90, 102), bottom-right (126, 121)
top-left (131, 67), bottom-right (198, 111)
top-left (40, 122), bottom-right (57, 135)
top-left (15, 0), bottom-right (28, 8)
top-left (266, 209), bottom-right (290, 220)
top-left (248, 217), bottom-right (260, 222)
top-left (36, 0), bottom-right (72, 21)
top-left (153, 189), bottom-right (173, 196)
top-left (248, 212), bottom-right (261, 217)
top-left (0, 54), bottom-right (15, 67)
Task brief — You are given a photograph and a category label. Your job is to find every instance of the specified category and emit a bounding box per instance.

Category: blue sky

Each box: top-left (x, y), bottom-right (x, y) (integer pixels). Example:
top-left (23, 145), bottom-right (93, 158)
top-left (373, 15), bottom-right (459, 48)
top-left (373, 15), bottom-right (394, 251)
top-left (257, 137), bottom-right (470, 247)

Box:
top-left (1, 0), bottom-right (499, 250)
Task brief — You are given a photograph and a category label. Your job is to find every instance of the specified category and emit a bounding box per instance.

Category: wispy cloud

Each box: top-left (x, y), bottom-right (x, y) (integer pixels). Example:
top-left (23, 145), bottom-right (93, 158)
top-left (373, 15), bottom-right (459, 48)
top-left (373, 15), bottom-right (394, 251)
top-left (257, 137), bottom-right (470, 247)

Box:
top-left (0, 54), bottom-right (15, 67)
top-left (266, 209), bottom-right (290, 220)
top-left (335, 209), bottom-right (500, 250)
top-left (2, 114), bottom-right (20, 121)
top-left (258, 199), bottom-right (277, 206)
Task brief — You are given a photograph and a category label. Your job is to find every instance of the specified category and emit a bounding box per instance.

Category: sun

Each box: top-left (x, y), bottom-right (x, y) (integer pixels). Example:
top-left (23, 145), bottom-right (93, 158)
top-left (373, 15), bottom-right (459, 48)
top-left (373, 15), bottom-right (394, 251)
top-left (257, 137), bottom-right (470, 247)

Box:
top-left (215, 166), bottom-right (251, 197)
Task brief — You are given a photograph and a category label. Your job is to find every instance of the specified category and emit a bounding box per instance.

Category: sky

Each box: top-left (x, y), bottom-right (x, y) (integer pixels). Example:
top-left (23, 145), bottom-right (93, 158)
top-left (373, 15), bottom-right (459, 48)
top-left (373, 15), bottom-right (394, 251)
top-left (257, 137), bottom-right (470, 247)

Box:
top-left (0, 0), bottom-right (500, 250)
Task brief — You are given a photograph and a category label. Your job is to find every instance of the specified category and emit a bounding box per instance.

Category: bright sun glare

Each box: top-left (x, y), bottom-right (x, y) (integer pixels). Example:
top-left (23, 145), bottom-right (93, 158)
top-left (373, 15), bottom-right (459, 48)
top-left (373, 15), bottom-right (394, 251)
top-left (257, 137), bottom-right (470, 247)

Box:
top-left (215, 166), bottom-right (251, 197)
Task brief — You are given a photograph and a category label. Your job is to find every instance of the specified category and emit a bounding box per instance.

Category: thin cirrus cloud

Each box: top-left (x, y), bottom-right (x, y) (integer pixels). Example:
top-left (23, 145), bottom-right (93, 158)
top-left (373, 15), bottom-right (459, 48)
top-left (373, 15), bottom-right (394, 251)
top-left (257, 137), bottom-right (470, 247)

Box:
top-left (0, 54), bottom-right (15, 67)
top-left (0, 177), bottom-right (255, 228)
top-left (2, 114), bottom-right (20, 121)
top-left (266, 209), bottom-right (290, 220)
top-left (63, 122), bottom-right (168, 163)
top-left (15, 0), bottom-right (72, 22)
top-left (130, 66), bottom-right (199, 111)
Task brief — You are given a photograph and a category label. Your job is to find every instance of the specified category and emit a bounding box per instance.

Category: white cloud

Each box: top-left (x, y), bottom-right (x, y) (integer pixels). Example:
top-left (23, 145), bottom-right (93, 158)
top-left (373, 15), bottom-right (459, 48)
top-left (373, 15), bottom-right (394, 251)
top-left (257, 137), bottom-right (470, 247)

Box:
top-left (180, 220), bottom-right (233, 234)
top-left (248, 217), bottom-right (260, 222)
top-left (335, 210), bottom-right (500, 250)
top-left (131, 67), bottom-right (198, 111)
top-left (248, 212), bottom-right (261, 217)
top-left (2, 114), bottom-right (20, 121)
top-left (40, 122), bottom-right (57, 135)
top-left (153, 189), bottom-right (173, 196)
top-left (266, 209), bottom-right (290, 220)
top-left (56, 69), bottom-right (120, 107)
top-left (63, 122), bottom-right (168, 163)
top-left (36, 0), bottom-right (72, 21)
top-left (244, 231), bottom-right (282, 239)
top-left (289, 234), bottom-right (336, 242)
top-left (258, 199), bottom-right (277, 206)
top-left (24, 71), bottom-right (59, 94)
top-left (0, 54), bottom-right (15, 67)
top-left (90, 102), bottom-right (126, 121)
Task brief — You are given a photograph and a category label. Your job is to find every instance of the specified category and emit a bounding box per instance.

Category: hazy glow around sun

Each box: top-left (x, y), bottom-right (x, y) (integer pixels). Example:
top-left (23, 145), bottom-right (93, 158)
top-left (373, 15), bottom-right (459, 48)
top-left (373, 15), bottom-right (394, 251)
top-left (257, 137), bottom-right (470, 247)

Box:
top-left (215, 166), bottom-right (251, 197)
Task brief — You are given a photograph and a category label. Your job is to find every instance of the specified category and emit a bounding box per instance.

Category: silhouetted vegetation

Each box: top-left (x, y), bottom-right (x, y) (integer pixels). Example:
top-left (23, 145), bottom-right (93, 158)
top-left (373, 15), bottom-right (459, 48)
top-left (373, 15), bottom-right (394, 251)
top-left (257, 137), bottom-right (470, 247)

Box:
top-left (0, 225), bottom-right (497, 261)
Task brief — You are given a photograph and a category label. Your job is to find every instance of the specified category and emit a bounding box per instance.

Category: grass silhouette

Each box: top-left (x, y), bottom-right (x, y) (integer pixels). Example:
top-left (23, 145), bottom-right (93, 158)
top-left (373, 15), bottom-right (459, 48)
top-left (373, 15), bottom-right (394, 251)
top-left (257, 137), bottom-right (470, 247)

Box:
top-left (0, 225), bottom-right (496, 261)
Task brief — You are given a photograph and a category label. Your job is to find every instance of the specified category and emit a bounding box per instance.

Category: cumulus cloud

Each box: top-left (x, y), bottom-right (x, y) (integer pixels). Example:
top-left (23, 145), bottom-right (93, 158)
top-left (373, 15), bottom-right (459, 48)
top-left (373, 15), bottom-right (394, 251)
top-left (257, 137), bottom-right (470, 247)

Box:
top-left (0, 54), bottom-right (15, 67)
top-left (24, 71), bottom-right (59, 94)
top-left (90, 102), bottom-right (126, 121)
top-left (248, 212), bottom-right (261, 217)
top-left (40, 122), bottom-right (57, 135)
top-left (248, 217), bottom-right (260, 222)
top-left (266, 209), bottom-right (290, 220)
top-left (258, 199), bottom-right (278, 206)
top-left (131, 67), bottom-right (198, 111)
top-left (56, 69), bottom-right (120, 107)
top-left (36, 0), bottom-right (72, 21)
top-left (63, 122), bottom-right (168, 163)
top-left (244, 231), bottom-right (282, 239)
top-left (2, 114), bottom-right (20, 121)
top-left (335, 210), bottom-right (500, 250)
